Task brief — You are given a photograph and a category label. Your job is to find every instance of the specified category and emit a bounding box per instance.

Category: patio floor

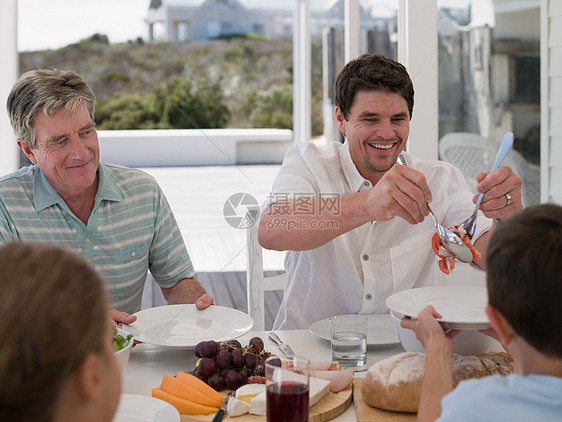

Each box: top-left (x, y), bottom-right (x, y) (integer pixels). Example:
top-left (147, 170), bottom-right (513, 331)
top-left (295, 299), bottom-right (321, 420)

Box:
top-left (141, 164), bottom-right (285, 330)
top-left (141, 164), bottom-right (285, 273)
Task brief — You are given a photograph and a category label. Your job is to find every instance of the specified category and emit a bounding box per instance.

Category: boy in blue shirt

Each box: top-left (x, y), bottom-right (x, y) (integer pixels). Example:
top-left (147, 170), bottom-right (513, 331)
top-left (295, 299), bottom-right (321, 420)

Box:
top-left (402, 203), bottom-right (562, 421)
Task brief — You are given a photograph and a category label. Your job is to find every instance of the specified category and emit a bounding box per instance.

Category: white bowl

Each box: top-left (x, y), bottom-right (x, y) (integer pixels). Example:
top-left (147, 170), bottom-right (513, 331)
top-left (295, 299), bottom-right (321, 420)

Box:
top-left (114, 327), bottom-right (134, 370)
top-left (389, 311), bottom-right (504, 355)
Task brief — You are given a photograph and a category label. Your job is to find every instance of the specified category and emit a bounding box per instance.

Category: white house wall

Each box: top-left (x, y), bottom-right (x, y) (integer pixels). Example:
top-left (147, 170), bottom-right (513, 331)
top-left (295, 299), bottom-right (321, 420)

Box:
top-left (542, 0), bottom-right (562, 203)
top-left (495, 7), bottom-right (540, 41)
top-left (0, 0), bottom-right (18, 175)
top-left (147, 0), bottom-right (383, 42)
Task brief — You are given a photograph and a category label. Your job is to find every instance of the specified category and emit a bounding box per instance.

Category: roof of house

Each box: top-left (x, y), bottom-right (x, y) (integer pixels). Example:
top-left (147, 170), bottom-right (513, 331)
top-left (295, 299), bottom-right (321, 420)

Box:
top-left (149, 0), bottom-right (398, 18)
top-left (150, 0), bottom-right (394, 12)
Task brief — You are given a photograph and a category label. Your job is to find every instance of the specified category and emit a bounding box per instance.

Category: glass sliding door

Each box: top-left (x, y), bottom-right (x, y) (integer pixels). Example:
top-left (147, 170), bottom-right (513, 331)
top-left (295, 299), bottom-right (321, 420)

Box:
top-left (437, 0), bottom-right (540, 206)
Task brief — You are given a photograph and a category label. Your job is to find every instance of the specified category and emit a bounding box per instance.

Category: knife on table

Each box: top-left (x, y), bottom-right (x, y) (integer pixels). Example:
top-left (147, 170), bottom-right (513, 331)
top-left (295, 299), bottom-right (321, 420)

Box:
top-left (212, 391), bottom-right (233, 422)
top-left (268, 331), bottom-right (295, 356)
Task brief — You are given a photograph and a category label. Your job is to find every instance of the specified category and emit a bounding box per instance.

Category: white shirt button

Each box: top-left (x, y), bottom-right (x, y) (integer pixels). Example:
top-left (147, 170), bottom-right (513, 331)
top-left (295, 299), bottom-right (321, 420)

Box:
top-left (365, 293), bottom-right (372, 300)
top-left (131, 251), bottom-right (136, 257)
top-left (362, 254), bottom-right (369, 261)
top-left (85, 238), bottom-right (90, 243)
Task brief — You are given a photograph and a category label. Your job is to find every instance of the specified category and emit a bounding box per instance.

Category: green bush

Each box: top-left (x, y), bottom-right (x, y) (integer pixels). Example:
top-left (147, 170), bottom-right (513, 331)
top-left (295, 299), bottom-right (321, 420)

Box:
top-left (225, 47), bottom-right (244, 62)
top-left (21, 38), bottom-right (325, 134)
top-left (95, 76), bottom-right (230, 130)
top-left (95, 95), bottom-right (157, 130)
top-left (249, 85), bottom-right (293, 129)
top-left (150, 77), bottom-right (230, 129)
top-left (65, 33), bottom-right (109, 49)
top-left (98, 71), bottom-right (132, 86)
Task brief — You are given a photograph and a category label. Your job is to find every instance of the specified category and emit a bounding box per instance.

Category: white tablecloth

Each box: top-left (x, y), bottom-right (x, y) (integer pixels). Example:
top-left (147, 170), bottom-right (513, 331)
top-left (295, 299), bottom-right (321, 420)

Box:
top-left (122, 329), bottom-right (405, 421)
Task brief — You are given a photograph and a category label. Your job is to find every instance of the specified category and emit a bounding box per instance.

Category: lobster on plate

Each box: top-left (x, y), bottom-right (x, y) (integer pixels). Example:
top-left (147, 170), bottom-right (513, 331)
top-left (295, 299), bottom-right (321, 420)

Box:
top-left (432, 226), bottom-right (481, 275)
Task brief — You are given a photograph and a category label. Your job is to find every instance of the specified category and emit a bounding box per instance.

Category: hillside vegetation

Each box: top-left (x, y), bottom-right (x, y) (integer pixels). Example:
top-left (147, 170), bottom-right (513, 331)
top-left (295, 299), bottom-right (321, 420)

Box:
top-left (19, 34), bottom-right (324, 135)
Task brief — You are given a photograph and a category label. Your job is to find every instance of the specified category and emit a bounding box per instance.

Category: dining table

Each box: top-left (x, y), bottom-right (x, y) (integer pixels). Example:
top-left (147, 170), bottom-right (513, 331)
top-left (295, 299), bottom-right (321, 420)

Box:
top-left (122, 328), bottom-right (407, 421)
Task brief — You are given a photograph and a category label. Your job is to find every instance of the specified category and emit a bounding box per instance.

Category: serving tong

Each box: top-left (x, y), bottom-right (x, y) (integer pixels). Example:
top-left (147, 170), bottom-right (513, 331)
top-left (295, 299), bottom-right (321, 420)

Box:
top-left (456, 131), bottom-right (514, 239)
top-left (397, 154), bottom-right (473, 263)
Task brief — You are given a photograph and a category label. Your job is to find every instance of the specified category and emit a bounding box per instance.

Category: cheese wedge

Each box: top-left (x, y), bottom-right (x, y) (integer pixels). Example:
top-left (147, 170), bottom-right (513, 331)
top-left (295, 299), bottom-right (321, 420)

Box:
top-left (226, 397), bottom-right (250, 417)
top-left (249, 390), bottom-right (266, 415)
top-left (235, 383), bottom-right (266, 404)
top-left (267, 368), bottom-right (332, 408)
top-left (309, 376), bottom-right (332, 407)
top-left (232, 374), bottom-right (331, 415)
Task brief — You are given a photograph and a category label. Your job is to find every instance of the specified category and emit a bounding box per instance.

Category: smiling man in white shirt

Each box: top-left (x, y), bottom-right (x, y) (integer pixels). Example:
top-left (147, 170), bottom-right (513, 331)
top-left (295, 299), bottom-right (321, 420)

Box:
top-left (258, 54), bottom-right (523, 329)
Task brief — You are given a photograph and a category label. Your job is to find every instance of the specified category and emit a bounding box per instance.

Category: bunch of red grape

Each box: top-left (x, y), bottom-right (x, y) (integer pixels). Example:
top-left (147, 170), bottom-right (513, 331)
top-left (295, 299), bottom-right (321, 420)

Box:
top-left (193, 337), bottom-right (273, 391)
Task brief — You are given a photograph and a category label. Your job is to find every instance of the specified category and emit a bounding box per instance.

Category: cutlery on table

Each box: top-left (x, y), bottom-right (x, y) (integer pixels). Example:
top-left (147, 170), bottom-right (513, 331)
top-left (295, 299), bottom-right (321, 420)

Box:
top-left (212, 391), bottom-right (234, 422)
top-left (268, 331), bottom-right (295, 356)
top-left (457, 131), bottom-right (514, 239)
top-left (397, 154), bottom-right (474, 263)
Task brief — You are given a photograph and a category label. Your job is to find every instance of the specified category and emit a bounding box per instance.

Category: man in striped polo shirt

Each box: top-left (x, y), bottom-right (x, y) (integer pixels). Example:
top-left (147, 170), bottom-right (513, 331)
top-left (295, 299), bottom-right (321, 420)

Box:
top-left (1, 69), bottom-right (213, 324)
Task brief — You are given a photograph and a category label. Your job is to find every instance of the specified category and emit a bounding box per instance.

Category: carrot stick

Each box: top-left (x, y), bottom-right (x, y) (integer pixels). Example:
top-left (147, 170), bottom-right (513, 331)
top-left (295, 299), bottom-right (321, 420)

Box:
top-left (161, 374), bottom-right (221, 408)
top-left (175, 371), bottom-right (225, 404)
top-left (152, 388), bottom-right (219, 415)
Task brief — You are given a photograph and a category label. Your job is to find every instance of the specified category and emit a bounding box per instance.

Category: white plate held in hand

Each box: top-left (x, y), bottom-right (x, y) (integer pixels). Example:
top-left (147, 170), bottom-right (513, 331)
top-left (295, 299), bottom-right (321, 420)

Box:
top-left (125, 304), bottom-right (254, 348)
top-left (385, 285), bottom-right (490, 330)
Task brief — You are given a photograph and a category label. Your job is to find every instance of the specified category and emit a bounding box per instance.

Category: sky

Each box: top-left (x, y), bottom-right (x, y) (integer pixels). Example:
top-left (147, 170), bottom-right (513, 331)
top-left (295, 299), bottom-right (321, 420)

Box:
top-left (17, 0), bottom-right (148, 51)
top-left (17, 0), bottom-right (470, 52)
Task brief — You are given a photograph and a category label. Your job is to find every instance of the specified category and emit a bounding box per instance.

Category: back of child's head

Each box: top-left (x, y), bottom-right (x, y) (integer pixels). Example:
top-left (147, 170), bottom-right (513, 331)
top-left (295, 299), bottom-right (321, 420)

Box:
top-left (486, 203), bottom-right (562, 358)
top-left (0, 242), bottom-right (109, 422)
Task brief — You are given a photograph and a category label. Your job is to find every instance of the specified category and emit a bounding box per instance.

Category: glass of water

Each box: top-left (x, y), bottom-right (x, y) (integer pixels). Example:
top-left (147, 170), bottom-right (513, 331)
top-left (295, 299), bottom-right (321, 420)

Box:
top-left (329, 314), bottom-right (367, 368)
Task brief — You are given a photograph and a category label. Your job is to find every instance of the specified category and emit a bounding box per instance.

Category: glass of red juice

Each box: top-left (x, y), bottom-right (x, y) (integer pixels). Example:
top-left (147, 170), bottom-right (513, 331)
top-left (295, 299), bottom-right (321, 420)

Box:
top-left (265, 355), bottom-right (310, 422)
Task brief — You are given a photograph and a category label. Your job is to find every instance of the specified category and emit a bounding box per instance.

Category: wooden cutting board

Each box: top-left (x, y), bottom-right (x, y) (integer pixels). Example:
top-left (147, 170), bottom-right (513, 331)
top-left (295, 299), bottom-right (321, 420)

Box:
top-left (182, 386), bottom-right (352, 422)
top-left (353, 378), bottom-right (416, 422)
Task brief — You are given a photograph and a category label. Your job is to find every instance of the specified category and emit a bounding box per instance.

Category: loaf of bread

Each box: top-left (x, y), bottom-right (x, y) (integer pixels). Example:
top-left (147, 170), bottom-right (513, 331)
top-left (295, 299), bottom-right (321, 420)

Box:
top-left (361, 351), bottom-right (514, 413)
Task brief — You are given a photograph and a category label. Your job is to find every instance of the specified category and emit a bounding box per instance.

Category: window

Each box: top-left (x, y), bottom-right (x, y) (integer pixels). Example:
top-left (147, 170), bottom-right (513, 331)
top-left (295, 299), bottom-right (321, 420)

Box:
top-left (220, 22), bottom-right (233, 36)
top-left (252, 23), bottom-right (264, 35)
top-left (176, 21), bottom-right (189, 42)
top-left (511, 54), bottom-right (540, 104)
top-left (437, 1), bottom-right (541, 206)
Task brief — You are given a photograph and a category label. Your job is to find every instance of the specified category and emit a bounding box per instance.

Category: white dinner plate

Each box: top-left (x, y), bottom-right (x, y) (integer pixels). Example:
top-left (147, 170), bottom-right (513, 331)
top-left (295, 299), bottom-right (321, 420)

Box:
top-left (385, 285), bottom-right (490, 330)
top-left (125, 304), bottom-right (254, 348)
top-left (309, 314), bottom-right (400, 347)
top-left (113, 394), bottom-right (180, 422)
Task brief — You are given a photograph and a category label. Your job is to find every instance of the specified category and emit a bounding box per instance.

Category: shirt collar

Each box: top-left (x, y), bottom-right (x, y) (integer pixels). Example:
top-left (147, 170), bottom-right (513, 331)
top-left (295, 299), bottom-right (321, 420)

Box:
top-left (95, 163), bottom-right (123, 204)
top-left (33, 163), bottom-right (123, 212)
top-left (340, 140), bottom-right (371, 192)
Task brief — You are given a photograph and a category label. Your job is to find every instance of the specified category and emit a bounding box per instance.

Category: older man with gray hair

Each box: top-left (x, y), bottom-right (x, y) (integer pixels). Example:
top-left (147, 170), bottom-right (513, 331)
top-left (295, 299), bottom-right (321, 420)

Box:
top-left (1, 68), bottom-right (213, 323)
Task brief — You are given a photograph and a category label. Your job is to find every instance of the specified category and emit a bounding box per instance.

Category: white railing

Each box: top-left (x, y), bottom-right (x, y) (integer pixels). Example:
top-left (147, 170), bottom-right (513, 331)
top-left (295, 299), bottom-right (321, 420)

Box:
top-left (98, 128), bottom-right (293, 167)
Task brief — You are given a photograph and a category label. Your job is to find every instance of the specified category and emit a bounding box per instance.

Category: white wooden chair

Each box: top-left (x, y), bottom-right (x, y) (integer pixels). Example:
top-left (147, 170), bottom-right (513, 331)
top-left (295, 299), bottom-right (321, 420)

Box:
top-left (439, 132), bottom-right (540, 206)
top-left (246, 210), bottom-right (287, 331)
